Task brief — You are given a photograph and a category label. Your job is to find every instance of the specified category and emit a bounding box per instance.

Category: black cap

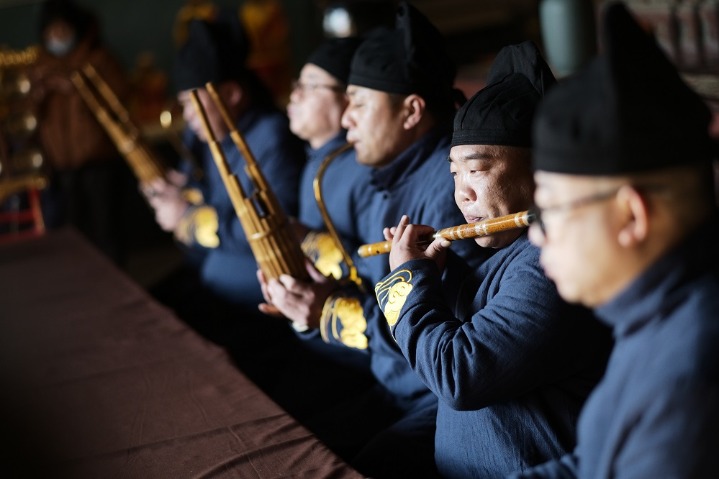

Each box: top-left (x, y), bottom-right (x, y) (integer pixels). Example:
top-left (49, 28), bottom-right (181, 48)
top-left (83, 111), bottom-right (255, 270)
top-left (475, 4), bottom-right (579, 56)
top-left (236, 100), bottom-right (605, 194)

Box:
top-left (533, 2), bottom-right (713, 175)
top-left (173, 7), bottom-right (250, 92)
top-left (347, 1), bottom-right (456, 106)
top-left (307, 37), bottom-right (363, 84)
top-left (452, 41), bottom-right (556, 148)
top-left (38, 0), bottom-right (92, 40)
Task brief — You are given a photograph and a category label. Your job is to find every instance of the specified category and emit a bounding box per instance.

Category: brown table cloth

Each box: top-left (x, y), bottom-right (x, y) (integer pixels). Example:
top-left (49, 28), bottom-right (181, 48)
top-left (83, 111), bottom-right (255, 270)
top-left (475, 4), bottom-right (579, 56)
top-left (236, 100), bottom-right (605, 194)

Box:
top-left (0, 229), bottom-right (363, 479)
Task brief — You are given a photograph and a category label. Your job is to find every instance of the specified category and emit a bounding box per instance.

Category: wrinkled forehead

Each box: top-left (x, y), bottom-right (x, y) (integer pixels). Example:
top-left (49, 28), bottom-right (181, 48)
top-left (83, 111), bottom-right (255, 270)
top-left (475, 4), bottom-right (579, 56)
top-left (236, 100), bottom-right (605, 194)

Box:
top-left (449, 144), bottom-right (506, 162)
top-left (346, 84), bottom-right (391, 101)
top-left (449, 143), bottom-right (532, 166)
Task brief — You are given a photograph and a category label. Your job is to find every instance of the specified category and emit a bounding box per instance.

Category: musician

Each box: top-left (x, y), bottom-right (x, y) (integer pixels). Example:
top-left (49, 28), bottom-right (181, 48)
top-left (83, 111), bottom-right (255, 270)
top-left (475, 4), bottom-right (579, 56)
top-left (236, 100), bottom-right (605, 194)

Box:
top-left (259, 3), bottom-right (477, 477)
top-left (288, 38), bottom-right (379, 368)
top-left (243, 36), bottom-right (386, 448)
top-left (286, 36), bottom-right (373, 282)
top-left (145, 10), bottom-right (304, 353)
top-left (376, 41), bottom-right (611, 478)
top-left (515, 3), bottom-right (719, 477)
top-left (28, 0), bottom-right (128, 263)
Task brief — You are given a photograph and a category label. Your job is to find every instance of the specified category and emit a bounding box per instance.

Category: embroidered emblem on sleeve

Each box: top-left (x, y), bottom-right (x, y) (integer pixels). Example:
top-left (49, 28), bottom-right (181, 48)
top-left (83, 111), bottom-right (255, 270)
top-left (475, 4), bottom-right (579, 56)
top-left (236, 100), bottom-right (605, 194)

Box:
top-left (301, 231), bottom-right (344, 280)
top-left (320, 295), bottom-right (368, 350)
top-left (175, 205), bottom-right (220, 248)
top-left (181, 187), bottom-right (204, 205)
top-left (375, 270), bottom-right (414, 327)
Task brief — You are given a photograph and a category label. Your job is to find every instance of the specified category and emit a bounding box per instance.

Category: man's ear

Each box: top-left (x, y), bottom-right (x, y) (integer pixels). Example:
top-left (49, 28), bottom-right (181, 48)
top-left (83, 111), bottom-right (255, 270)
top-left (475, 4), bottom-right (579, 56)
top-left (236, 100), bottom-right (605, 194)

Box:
top-left (402, 94), bottom-right (426, 130)
top-left (616, 185), bottom-right (650, 248)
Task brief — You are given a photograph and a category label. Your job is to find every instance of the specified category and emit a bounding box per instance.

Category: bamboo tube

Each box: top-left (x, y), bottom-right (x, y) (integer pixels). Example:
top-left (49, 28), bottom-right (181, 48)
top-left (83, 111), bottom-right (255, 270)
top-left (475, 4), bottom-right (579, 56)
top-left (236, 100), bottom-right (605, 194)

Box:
top-left (357, 210), bottom-right (534, 258)
top-left (190, 85), bottom-right (309, 281)
top-left (71, 64), bottom-right (165, 183)
top-left (205, 83), bottom-right (307, 279)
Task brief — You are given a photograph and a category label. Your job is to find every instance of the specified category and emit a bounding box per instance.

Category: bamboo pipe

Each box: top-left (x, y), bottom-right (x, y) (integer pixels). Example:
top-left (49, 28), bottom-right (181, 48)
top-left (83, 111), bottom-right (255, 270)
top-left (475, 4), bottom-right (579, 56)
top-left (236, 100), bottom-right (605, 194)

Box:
top-left (357, 210), bottom-right (534, 258)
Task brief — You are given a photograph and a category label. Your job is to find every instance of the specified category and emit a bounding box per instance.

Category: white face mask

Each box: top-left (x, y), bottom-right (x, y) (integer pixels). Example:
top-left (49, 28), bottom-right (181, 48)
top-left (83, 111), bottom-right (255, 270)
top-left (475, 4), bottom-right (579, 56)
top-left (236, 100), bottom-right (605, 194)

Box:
top-left (46, 36), bottom-right (75, 57)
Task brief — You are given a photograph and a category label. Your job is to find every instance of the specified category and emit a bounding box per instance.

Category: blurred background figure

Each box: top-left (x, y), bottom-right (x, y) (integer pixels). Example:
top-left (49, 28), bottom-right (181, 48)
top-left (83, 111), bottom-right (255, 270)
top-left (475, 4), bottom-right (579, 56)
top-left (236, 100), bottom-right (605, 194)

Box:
top-left (27, 0), bottom-right (129, 263)
top-left (128, 51), bottom-right (168, 126)
top-left (241, 0), bottom-right (293, 105)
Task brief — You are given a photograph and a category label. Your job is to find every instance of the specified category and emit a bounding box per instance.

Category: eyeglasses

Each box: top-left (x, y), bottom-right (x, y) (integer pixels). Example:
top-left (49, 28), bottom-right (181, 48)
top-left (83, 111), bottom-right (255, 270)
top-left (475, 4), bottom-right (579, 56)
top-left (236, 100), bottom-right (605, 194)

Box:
top-left (528, 187), bottom-right (622, 239)
top-left (291, 79), bottom-right (345, 94)
top-left (529, 184), bottom-right (667, 238)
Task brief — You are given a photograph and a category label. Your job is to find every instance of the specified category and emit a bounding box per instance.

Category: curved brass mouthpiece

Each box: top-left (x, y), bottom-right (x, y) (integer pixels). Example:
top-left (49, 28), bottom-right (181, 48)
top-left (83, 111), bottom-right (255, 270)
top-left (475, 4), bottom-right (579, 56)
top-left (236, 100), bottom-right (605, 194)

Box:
top-left (312, 142), bottom-right (365, 290)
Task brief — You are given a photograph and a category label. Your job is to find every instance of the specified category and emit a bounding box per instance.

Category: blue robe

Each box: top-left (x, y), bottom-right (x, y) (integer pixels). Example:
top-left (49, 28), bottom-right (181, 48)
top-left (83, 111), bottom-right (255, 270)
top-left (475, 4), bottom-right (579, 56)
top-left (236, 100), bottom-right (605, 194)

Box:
top-left (311, 129), bottom-right (481, 477)
top-left (269, 133), bottom-right (376, 417)
top-left (152, 105), bottom-right (305, 396)
top-left (297, 131), bottom-right (374, 286)
top-left (318, 129), bottom-right (476, 399)
top-left (296, 132), bottom-right (373, 357)
top-left (298, 131), bottom-right (373, 245)
top-left (376, 234), bottom-right (611, 478)
top-left (513, 218), bottom-right (719, 479)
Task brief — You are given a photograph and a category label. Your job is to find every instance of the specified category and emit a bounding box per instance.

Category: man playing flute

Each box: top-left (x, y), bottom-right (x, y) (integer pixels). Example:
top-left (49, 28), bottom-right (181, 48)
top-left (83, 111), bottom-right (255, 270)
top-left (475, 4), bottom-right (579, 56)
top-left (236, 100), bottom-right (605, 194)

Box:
top-left (259, 3), bottom-right (479, 477)
top-left (515, 3), bottom-right (719, 477)
top-left (376, 41), bottom-right (613, 478)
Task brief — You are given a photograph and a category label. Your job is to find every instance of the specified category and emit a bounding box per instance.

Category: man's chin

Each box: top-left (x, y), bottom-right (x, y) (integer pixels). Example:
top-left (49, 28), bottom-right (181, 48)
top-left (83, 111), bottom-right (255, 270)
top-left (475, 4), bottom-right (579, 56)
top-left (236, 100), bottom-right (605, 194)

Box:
top-left (354, 151), bottom-right (372, 166)
top-left (474, 237), bottom-right (503, 249)
top-left (555, 281), bottom-right (592, 307)
top-left (474, 231), bottom-right (517, 249)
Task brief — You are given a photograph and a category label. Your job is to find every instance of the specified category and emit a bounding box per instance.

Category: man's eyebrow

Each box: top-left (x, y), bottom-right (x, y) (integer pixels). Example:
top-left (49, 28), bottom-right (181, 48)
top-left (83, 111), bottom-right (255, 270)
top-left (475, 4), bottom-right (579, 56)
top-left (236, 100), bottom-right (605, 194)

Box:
top-left (447, 151), bottom-right (496, 162)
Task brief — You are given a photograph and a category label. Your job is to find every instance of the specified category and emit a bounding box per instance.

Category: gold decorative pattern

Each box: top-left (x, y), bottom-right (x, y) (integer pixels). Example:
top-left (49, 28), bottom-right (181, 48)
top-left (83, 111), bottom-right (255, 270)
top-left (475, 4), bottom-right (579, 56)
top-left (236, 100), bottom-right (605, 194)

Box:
top-left (0, 46), bottom-right (39, 68)
top-left (175, 205), bottom-right (219, 248)
top-left (193, 206), bottom-right (220, 247)
top-left (375, 269), bottom-right (414, 327)
top-left (320, 295), bottom-right (368, 350)
top-left (301, 231), bottom-right (344, 280)
top-left (181, 187), bottom-right (204, 205)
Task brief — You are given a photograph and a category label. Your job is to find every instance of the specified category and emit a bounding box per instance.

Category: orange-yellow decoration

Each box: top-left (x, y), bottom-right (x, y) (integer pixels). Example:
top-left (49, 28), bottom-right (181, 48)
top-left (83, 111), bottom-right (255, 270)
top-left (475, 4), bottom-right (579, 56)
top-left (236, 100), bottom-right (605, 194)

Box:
top-left (175, 204), bottom-right (219, 248)
top-left (240, 0), bottom-right (292, 102)
top-left (320, 295), bottom-right (368, 350)
top-left (301, 231), bottom-right (345, 280)
top-left (173, 0), bottom-right (219, 47)
top-left (375, 270), bottom-right (414, 327)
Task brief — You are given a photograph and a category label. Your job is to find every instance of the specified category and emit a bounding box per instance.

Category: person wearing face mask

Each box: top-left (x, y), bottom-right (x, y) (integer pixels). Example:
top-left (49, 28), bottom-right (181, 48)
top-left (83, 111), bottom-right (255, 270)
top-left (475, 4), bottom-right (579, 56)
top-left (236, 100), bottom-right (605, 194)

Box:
top-left (377, 42), bottom-right (613, 478)
top-left (27, 0), bottom-right (129, 264)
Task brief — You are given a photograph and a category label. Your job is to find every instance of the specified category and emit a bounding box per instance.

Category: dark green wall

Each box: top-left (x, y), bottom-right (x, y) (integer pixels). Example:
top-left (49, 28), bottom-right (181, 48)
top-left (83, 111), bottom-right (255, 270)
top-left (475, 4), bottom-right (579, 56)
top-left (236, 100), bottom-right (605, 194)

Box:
top-left (0, 0), bottom-right (322, 81)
